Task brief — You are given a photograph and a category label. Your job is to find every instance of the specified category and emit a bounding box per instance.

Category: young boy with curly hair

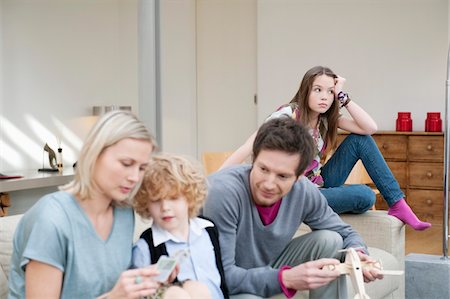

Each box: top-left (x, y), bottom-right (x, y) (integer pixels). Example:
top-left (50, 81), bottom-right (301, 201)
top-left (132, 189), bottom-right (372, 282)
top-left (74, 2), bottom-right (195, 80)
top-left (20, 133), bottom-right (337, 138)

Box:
top-left (132, 153), bottom-right (229, 299)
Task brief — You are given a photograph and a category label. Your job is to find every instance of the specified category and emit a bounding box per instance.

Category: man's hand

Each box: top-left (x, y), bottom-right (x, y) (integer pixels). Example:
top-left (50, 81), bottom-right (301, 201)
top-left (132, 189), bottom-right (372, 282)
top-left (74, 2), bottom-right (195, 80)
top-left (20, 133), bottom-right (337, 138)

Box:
top-left (281, 258), bottom-right (341, 291)
top-left (357, 252), bottom-right (384, 283)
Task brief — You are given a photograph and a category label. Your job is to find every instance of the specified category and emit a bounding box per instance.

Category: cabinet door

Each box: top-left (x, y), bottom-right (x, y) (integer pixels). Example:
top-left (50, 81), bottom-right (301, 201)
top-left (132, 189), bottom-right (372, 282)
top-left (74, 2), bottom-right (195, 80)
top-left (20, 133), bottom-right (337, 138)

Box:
top-left (373, 135), bottom-right (408, 161)
top-left (407, 189), bottom-right (444, 224)
top-left (408, 136), bottom-right (444, 162)
top-left (387, 161), bottom-right (407, 188)
top-left (409, 162), bottom-right (444, 189)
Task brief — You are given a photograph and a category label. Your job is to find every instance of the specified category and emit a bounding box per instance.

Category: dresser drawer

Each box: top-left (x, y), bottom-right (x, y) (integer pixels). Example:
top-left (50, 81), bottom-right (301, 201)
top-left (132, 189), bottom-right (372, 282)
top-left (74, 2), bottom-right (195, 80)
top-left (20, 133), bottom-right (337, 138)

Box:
top-left (373, 135), bottom-right (408, 160)
top-left (408, 136), bottom-right (444, 162)
top-left (409, 162), bottom-right (443, 189)
top-left (386, 161), bottom-right (407, 188)
top-left (407, 189), bottom-right (444, 224)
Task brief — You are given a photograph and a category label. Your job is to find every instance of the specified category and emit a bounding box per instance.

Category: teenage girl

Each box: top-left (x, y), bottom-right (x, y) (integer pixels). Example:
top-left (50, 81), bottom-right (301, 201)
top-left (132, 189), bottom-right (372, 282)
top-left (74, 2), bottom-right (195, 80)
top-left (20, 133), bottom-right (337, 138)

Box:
top-left (221, 66), bottom-right (430, 231)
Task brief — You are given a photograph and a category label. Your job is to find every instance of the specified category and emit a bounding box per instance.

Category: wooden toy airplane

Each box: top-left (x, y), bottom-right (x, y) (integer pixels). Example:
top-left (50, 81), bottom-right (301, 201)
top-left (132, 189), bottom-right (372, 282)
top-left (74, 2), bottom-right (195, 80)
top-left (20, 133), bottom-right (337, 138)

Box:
top-left (325, 247), bottom-right (404, 299)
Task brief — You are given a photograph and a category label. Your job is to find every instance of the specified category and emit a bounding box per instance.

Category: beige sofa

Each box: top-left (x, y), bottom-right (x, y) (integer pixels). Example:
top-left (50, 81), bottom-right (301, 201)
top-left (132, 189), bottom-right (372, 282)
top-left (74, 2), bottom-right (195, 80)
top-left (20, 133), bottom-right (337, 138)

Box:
top-left (296, 211), bottom-right (405, 299)
top-left (0, 211), bottom-right (404, 299)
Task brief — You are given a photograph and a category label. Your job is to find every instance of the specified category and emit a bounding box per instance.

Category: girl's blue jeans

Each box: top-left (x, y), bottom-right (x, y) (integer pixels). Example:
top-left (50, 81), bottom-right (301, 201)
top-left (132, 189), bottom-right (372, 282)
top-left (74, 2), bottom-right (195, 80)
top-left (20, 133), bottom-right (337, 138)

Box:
top-left (320, 134), bottom-right (404, 214)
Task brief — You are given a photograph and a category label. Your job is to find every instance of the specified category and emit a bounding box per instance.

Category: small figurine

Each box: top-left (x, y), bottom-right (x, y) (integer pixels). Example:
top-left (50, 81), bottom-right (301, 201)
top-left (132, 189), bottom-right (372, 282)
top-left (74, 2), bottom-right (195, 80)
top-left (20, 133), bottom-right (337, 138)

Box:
top-left (325, 248), bottom-right (403, 299)
top-left (44, 143), bottom-right (57, 169)
top-left (38, 143), bottom-right (59, 172)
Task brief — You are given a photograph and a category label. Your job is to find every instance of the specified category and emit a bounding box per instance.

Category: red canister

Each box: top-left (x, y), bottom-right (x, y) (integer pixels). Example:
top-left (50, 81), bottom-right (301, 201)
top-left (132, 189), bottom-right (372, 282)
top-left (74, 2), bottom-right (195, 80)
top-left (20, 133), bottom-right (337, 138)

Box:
top-left (396, 112), bottom-right (412, 132)
top-left (425, 112), bottom-right (442, 132)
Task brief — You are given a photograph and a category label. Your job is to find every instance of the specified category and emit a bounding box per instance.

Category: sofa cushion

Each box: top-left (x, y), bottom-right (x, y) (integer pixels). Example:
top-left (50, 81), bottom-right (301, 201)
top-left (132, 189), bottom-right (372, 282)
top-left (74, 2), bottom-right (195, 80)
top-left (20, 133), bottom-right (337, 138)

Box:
top-left (0, 214), bottom-right (23, 299)
top-left (357, 247), bottom-right (401, 298)
top-left (0, 265), bottom-right (7, 299)
top-left (134, 213), bottom-right (152, 242)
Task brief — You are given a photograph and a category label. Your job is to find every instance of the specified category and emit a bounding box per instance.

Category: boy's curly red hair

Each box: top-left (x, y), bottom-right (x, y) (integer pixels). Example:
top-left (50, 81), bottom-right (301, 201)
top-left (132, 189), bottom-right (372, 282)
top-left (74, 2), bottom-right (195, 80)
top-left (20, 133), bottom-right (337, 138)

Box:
top-left (133, 153), bottom-right (207, 220)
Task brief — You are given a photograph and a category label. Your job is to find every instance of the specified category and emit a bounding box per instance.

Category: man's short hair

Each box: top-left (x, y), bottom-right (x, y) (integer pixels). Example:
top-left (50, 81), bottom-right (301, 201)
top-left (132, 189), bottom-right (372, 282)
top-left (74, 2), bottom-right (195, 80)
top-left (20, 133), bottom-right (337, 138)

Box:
top-left (252, 117), bottom-right (314, 176)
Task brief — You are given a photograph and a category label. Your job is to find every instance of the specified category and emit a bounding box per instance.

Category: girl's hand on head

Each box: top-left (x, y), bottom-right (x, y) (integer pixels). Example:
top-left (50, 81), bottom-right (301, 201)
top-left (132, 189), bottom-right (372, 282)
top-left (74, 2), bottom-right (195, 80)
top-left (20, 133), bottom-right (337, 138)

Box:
top-left (334, 76), bottom-right (346, 97)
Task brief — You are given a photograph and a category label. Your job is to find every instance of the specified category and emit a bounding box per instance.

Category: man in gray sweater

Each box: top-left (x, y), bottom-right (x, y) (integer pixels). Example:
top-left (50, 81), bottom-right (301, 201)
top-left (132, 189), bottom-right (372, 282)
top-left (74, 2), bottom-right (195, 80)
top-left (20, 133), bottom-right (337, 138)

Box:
top-left (203, 117), bottom-right (383, 298)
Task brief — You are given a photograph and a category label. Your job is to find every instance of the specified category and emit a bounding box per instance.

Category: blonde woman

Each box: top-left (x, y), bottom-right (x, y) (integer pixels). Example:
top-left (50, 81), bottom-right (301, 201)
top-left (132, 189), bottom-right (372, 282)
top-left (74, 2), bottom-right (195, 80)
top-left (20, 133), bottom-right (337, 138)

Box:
top-left (8, 111), bottom-right (169, 298)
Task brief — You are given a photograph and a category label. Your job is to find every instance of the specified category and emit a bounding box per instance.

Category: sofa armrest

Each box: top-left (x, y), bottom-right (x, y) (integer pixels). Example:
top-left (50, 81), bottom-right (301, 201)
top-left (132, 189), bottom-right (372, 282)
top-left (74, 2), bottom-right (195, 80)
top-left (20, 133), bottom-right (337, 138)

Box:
top-left (0, 214), bottom-right (24, 298)
top-left (339, 210), bottom-right (405, 265)
top-left (296, 210), bottom-right (405, 266)
top-left (282, 211), bottom-right (406, 299)
top-left (340, 211), bottom-right (405, 299)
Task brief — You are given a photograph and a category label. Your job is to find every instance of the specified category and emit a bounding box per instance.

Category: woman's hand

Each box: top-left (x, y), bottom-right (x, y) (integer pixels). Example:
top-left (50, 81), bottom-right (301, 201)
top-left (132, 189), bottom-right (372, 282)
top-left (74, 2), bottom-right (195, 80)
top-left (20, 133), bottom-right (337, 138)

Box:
top-left (104, 267), bottom-right (161, 299)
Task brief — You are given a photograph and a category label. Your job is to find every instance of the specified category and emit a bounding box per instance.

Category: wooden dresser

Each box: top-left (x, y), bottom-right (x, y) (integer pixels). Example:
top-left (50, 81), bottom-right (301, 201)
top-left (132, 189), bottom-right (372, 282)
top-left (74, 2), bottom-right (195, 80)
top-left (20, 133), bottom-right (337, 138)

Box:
top-left (337, 131), bottom-right (444, 224)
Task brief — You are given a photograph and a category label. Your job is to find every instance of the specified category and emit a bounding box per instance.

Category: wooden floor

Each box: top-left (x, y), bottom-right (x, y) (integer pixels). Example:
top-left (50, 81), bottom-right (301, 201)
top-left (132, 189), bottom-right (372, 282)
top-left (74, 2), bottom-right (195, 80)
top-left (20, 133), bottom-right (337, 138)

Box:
top-left (374, 198), bottom-right (448, 256)
top-left (406, 223), bottom-right (447, 255)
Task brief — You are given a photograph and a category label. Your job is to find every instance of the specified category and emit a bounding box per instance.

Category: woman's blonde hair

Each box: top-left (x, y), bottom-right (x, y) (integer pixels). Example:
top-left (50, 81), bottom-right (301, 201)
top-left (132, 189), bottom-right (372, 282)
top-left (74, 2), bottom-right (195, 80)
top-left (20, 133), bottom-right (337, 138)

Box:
top-left (60, 110), bottom-right (155, 205)
top-left (134, 153), bottom-right (207, 219)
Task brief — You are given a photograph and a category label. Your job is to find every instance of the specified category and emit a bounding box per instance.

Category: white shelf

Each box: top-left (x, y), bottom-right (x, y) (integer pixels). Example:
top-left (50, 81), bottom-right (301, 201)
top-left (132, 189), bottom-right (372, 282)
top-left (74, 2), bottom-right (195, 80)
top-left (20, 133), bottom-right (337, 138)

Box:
top-left (0, 168), bottom-right (75, 193)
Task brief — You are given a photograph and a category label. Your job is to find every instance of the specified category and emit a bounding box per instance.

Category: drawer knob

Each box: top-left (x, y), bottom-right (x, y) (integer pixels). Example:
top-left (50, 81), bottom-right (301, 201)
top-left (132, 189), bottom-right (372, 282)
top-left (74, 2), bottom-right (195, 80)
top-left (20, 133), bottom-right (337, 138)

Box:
top-left (426, 199), bottom-right (433, 206)
top-left (426, 144), bottom-right (433, 151)
top-left (382, 143), bottom-right (388, 149)
top-left (426, 172), bottom-right (433, 178)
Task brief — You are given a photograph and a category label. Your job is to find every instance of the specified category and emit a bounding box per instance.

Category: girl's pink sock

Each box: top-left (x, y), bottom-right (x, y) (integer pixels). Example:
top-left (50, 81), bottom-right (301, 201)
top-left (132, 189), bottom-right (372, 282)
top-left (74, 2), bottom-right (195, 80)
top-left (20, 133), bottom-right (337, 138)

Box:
top-left (388, 198), bottom-right (431, 231)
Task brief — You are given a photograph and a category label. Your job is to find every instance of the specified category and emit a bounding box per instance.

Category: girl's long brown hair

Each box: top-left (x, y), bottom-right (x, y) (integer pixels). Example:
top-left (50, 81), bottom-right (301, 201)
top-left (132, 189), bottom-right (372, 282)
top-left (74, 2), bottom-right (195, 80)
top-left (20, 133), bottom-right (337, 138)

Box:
top-left (290, 66), bottom-right (340, 154)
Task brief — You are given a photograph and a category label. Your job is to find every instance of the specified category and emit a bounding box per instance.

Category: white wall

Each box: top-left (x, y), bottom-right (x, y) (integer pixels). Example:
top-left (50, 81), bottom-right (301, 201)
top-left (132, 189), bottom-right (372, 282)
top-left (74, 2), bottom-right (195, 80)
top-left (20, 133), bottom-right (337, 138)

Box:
top-left (4, 0), bottom-right (447, 172)
top-left (0, 0), bottom-right (139, 172)
top-left (158, 0), bottom-right (198, 157)
top-left (196, 0), bottom-right (257, 155)
top-left (2, 0), bottom-right (450, 214)
top-left (158, 0), bottom-right (257, 158)
top-left (159, 0), bottom-right (450, 161)
top-left (258, 0), bottom-right (448, 131)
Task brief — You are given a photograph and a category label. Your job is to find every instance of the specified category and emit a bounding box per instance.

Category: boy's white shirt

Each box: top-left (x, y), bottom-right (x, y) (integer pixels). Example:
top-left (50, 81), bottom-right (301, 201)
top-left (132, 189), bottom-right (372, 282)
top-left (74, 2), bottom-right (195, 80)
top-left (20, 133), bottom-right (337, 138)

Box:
top-left (151, 217), bottom-right (214, 246)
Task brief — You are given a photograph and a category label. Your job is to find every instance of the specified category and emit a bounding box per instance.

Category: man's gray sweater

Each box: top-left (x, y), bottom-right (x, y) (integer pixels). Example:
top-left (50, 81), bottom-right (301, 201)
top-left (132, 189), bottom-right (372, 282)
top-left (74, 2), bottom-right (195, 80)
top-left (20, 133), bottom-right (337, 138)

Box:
top-left (202, 164), bottom-right (366, 297)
